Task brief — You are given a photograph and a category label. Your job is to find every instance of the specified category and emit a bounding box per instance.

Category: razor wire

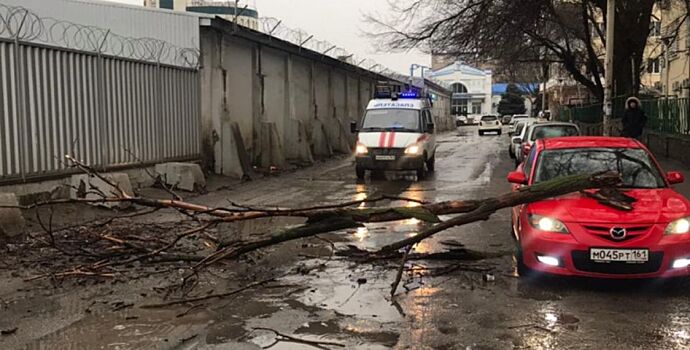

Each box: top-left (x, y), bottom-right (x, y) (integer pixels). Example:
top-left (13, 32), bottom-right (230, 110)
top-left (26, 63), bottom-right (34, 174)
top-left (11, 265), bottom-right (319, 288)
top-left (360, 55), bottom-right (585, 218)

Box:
top-left (259, 16), bottom-right (405, 82)
top-left (258, 17), bottom-right (451, 90)
top-left (0, 4), bottom-right (200, 69)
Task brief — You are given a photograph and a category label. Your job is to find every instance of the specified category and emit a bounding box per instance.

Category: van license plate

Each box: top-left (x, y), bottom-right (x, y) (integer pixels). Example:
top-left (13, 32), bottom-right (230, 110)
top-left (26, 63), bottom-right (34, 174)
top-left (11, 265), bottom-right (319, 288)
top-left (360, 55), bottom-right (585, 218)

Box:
top-left (375, 155), bottom-right (396, 161)
top-left (590, 248), bottom-right (649, 262)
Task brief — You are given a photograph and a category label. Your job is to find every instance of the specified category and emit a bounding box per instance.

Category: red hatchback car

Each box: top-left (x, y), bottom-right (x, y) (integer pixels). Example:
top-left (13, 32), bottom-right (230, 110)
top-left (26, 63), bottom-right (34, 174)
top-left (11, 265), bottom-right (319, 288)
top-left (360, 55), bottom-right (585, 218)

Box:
top-left (509, 137), bottom-right (689, 278)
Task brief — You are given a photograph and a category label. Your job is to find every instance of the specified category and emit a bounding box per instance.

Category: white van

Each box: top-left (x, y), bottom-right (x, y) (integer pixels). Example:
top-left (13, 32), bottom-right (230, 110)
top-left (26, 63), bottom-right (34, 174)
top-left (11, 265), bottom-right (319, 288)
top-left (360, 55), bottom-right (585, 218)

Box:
top-left (351, 91), bottom-right (437, 180)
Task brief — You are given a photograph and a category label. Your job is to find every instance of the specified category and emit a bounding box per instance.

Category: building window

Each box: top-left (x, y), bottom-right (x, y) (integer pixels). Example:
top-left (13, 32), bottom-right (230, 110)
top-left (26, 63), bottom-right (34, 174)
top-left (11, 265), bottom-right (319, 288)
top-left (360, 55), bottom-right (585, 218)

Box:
top-left (647, 58), bottom-right (660, 74)
top-left (451, 83), bottom-right (468, 94)
top-left (452, 99), bottom-right (469, 115)
top-left (159, 0), bottom-right (173, 9)
top-left (471, 101), bottom-right (482, 115)
top-left (451, 83), bottom-right (469, 115)
top-left (650, 20), bottom-right (661, 37)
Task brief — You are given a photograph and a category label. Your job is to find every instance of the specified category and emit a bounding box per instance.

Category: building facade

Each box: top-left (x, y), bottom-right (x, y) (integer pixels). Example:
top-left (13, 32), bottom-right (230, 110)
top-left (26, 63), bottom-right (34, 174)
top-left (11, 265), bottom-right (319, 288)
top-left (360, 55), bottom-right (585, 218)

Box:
top-left (144, 0), bottom-right (259, 30)
top-left (430, 62), bottom-right (493, 118)
top-left (660, 0), bottom-right (690, 97)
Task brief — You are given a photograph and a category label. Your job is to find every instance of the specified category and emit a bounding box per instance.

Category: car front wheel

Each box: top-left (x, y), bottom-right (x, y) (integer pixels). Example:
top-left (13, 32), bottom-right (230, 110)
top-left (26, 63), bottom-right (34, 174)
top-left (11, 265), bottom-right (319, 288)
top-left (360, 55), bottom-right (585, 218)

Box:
top-left (515, 247), bottom-right (532, 277)
top-left (356, 167), bottom-right (365, 180)
top-left (426, 155), bottom-right (435, 172)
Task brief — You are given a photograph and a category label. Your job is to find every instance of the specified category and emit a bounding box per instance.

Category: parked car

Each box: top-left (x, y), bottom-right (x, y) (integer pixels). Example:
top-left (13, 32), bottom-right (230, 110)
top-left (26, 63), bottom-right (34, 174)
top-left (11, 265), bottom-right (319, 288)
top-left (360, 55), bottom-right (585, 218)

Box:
top-left (509, 114), bottom-right (530, 135)
top-left (478, 115), bottom-right (502, 136)
top-left (515, 122), bottom-right (580, 166)
top-left (508, 136), bottom-right (688, 278)
top-left (455, 115), bottom-right (468, 126)
top-left (502, 115), bottom-right (513, 124)
top-left (509, 120), bottom-right (536, 159)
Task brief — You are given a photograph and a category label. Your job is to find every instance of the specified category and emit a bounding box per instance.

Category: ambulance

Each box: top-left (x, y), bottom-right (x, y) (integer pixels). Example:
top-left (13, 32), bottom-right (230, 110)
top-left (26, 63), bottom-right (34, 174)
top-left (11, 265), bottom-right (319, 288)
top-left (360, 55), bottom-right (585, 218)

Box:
top-left (350, 91), bottom-right (437, 180)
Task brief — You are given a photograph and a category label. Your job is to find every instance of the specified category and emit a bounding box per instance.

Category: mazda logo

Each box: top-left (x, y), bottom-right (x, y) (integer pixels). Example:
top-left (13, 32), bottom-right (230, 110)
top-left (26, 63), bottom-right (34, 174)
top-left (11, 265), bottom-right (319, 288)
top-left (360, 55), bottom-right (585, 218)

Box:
top-left (610, 227), bottom-right (627, 240)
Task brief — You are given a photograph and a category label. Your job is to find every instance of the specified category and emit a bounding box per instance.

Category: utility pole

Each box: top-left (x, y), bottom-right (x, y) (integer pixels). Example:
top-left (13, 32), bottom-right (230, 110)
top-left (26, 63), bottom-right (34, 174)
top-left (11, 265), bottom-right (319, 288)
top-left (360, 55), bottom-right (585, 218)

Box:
top-left (603, 0), bottom-right (615, 136)
top-left (541, 62), bottom-right (548, 116)
top-left (664, 38), bottom-right (671, 99)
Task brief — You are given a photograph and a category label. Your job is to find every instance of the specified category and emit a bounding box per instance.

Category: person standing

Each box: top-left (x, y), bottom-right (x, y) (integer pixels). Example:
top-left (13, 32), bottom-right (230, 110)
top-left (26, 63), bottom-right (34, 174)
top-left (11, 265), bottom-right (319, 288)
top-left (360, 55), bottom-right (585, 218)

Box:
top-left (622, 96), bottom-right (647, 139)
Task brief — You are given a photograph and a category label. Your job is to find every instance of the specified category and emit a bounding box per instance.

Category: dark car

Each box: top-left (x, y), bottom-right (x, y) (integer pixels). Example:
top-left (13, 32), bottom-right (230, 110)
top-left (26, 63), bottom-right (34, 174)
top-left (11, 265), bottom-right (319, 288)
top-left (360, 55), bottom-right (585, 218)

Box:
top-left (502, 115), bottom-right (512, 124)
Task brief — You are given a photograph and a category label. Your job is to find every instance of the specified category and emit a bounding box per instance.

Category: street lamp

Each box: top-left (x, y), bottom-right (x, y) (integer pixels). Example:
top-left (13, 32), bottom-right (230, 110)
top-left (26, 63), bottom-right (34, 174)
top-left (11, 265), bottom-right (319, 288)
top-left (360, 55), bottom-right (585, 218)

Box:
top-left (410, 63), bottom-right (431, 86)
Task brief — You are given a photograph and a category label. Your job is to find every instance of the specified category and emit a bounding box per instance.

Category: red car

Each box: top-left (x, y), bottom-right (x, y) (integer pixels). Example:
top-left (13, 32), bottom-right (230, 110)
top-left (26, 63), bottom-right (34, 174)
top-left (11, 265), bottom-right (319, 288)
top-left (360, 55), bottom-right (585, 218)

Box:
top-left (508, 136), bottom-right (689, 279)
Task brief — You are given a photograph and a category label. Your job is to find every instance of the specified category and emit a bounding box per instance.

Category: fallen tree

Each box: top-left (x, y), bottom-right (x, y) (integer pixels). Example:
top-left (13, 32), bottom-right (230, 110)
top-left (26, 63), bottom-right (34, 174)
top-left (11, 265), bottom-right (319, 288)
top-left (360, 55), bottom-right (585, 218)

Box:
top-left (3, 156), bottom-right (628, 298)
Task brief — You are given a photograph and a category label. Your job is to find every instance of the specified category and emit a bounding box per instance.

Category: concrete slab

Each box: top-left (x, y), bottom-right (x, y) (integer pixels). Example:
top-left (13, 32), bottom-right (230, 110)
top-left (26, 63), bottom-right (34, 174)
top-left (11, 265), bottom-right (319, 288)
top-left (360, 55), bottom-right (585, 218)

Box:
top-left (259, 121), bottom-right (286, 169)
top-left (284, 119), bottom-right (314, 165)
top-left (0, 179), bottom-right (70, 206)
top-left (220, 121), bottom-right (254, 180)
top-left (0, 193), bottom-right (26, 241)
top-left (155, 162), bottom-right (207, 192)
top-left (70, 173), bottom-right (134, 209)
top-left (311, 119), bottom-right (334, 159)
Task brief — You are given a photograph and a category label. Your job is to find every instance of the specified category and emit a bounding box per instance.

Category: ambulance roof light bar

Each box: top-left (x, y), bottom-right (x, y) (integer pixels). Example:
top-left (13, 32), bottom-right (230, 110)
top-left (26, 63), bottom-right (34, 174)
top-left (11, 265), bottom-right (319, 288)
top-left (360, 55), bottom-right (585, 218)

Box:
top-left (373, 90), bottom-right (421, 100)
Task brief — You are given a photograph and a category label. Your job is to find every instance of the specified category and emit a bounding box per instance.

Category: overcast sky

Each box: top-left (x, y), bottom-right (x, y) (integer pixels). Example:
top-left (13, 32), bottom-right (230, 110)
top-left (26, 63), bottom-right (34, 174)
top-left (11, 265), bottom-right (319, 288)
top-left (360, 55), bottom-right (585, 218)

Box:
top-left (107, 0), bottom-right (430, 74)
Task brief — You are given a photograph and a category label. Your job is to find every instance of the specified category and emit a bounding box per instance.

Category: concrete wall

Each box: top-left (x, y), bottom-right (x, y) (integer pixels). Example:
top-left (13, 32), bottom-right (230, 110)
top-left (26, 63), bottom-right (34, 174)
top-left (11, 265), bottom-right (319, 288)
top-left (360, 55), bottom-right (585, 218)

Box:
top-left (200, 22), bottom-right (435, 177)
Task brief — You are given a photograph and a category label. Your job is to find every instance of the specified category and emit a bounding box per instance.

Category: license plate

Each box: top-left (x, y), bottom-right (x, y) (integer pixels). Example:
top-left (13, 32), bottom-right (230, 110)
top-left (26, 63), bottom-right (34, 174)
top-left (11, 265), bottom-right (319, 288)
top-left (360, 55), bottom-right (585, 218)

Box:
top-left (590, 248), bottom-right (649, 263)
top-left (375, 155), bottom-right (396, 161)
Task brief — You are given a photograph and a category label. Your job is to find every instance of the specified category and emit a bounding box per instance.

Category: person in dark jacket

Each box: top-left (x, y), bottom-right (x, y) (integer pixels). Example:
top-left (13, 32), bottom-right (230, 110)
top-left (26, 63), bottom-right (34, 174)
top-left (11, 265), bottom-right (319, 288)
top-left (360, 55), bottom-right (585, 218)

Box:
top-left (622, 96), bottom-right (647, 139)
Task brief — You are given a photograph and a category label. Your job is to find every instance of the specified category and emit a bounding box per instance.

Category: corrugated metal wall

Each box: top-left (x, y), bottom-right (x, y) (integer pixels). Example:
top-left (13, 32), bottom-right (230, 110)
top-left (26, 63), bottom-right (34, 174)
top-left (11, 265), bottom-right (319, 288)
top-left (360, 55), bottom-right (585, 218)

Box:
top-left (0, 39), bottom-right (200, 183)
top-left (1, 0), bottom-right (201, 67)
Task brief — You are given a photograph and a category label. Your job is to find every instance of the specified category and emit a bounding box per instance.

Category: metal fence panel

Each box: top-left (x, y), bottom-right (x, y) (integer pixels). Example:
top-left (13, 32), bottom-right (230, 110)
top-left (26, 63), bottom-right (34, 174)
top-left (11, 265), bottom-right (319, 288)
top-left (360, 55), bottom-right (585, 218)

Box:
top-left (0, 40), bottom-right (200, 183)
top-left (566, 96), bottom-right (690, 136)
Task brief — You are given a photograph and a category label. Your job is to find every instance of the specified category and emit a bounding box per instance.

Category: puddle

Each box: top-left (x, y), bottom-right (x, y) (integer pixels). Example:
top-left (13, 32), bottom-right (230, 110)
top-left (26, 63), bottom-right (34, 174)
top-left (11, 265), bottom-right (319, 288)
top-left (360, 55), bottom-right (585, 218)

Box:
top-left (282, 263), bottom-right (403, 323)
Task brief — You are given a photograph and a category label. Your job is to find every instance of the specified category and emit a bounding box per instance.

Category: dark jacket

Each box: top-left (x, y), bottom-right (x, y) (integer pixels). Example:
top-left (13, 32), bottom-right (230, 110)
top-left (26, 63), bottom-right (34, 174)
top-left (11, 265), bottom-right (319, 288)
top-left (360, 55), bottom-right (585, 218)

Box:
top-left (622, 97), bottom-right (647, 139)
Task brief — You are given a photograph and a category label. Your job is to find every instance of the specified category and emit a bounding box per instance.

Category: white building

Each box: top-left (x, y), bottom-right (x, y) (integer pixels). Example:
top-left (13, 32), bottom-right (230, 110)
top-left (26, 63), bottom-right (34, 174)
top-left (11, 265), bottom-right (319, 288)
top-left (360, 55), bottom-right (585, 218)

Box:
top-left (144, 0), bottom-right (259, 30)
top-left (430, 61), bottom-right (493, 119)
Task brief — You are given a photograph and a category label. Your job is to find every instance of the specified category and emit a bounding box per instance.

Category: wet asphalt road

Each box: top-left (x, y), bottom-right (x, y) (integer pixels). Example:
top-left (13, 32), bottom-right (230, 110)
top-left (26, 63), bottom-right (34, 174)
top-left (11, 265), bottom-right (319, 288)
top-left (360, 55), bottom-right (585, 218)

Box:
top-left (4, 125), bottom-right (690, 349)
top-left (200, 125), bottom-right (690, 350)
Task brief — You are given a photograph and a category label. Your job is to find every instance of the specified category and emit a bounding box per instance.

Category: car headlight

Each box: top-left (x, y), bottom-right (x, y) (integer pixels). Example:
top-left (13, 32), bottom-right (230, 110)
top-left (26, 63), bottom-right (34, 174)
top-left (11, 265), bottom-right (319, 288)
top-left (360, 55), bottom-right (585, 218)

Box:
top-left (355, 143), bottom-right (368, 155)
top-left (528, 214), bottom-right (569, 233)
top-left (665, 217), bottom-right (690, 235)
top-left (404, 145), bottom-right (420, 155)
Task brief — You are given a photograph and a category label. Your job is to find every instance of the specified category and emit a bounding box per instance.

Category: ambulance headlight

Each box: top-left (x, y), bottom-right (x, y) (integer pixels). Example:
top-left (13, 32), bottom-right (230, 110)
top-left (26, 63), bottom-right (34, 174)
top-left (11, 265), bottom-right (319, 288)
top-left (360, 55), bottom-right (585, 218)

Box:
top-left (404, 145), bottom-right (421, 155)
top-left (355, 143), bottom-right (368, 155)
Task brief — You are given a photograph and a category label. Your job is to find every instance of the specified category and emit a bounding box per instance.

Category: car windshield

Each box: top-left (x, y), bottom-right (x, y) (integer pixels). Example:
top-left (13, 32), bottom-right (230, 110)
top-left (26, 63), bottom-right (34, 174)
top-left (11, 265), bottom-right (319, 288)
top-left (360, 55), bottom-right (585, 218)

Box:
top-left (530, 125), bottom-right (579, 141)
top-left (481, 116), bottom-right (498, 121)
top-left (511, 116), bottom-right (527, 124)
top-left (361, 109), bottom-right (420, 132)
top-left (534, 148), bottom-right (666, 188)
top-left (515, 123), bottom-right (525, 135)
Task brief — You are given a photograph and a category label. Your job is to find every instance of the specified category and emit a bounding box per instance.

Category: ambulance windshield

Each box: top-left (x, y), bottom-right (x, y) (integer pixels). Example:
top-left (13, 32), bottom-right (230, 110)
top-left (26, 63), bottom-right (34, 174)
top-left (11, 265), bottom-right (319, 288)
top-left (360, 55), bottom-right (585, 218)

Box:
top-left (361, 109), bottom-right (420, 132)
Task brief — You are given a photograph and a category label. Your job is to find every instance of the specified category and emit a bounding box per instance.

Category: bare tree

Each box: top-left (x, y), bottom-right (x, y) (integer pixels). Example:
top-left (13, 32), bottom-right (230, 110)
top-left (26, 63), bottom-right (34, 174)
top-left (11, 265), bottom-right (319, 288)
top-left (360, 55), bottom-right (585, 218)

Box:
top-left (367, 0), bottom-right (660, 100)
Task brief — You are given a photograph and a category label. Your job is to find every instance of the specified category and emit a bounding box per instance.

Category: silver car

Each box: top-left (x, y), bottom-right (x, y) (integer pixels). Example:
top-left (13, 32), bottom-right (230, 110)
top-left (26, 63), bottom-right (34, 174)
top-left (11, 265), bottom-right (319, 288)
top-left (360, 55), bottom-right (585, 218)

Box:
top-left (509, 114), bottom-right (531, 135)
top-left (515, 122), bottom-right (580, 166)
top-left (509, 121), bottom-right (530, 159)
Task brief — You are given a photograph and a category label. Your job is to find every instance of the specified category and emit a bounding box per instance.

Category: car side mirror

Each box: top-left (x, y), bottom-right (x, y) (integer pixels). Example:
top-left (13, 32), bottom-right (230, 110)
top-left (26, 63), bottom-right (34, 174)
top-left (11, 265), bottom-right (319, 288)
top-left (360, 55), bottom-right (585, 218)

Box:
top-left (507, 171), bottom-right (527, 185)
top-left (427, 123), bottom-right (435, 133)
top-left (512, 138), bottom-right (522, 144)
top-left (667, 171), bottom-right (685, 185)
top-left (350, 121), bottom-right (358, 134)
